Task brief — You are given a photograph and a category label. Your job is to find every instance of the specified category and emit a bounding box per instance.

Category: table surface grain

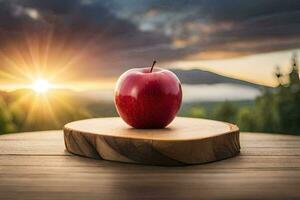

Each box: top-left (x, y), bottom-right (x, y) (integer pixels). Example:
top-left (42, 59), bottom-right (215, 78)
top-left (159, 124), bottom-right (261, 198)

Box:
top-left (0, 130), bottom-right (300, 200)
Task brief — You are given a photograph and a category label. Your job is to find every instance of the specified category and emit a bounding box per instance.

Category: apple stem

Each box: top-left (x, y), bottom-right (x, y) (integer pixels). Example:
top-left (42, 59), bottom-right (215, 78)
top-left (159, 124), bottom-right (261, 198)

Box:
top-left (150, 60), bottom-right (157, 73)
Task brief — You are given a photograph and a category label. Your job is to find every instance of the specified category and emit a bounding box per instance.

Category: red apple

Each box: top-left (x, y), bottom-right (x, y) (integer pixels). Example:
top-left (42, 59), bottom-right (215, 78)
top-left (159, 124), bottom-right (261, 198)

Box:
top-left (114, 61), bottom-right (182, 129)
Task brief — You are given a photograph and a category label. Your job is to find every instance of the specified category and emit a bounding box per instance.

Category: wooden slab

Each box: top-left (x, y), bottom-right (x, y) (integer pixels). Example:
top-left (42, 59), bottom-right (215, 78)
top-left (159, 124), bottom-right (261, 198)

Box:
top-left (63, 117), bottom-right (240, 166)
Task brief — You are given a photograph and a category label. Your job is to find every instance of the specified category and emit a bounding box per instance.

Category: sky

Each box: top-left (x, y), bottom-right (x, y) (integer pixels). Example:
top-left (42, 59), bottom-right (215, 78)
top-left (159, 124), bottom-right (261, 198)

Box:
top-left (0, 0), bottom-right (299, 90)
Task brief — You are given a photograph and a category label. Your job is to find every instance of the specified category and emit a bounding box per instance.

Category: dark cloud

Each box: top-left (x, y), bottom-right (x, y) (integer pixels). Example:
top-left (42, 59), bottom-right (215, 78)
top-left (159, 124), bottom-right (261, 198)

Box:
top-left (0, 0), bottom-right (172, 79)
top-left (0, 0), bottom-right (299, 79)
top-left (116, 0), bottom-right (300, 59)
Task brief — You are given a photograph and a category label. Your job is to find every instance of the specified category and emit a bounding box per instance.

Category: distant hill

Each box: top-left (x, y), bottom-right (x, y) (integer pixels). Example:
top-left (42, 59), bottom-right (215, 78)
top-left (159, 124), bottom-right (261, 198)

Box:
top-left (171, 69), bottom-right (269, 88)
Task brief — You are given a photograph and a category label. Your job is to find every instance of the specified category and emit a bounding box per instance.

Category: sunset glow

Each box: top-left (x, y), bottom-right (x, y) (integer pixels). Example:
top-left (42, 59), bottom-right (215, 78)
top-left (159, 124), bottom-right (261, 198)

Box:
top-left (32, 79), bottom-right (51, 93)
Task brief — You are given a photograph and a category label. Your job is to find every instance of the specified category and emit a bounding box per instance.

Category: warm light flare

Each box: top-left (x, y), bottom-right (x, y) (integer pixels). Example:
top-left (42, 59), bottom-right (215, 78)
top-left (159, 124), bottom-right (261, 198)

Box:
top-left (32, 78), bottom-right (51, 93)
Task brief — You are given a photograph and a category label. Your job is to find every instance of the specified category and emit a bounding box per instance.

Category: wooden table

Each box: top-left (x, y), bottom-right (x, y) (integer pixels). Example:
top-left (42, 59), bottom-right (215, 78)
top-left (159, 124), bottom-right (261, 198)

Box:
top-left (0, 131), bottom-right (300, 200)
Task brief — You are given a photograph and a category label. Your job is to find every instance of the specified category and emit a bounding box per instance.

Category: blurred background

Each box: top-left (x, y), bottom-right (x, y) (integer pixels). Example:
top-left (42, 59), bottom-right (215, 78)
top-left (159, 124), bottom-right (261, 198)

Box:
top-left (0, 0), bottom-right (299, 135)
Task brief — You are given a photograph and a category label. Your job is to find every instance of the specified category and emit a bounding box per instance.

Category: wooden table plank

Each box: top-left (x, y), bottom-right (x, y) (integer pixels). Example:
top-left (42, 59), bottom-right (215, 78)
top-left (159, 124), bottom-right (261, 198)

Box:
top-left (1, 131), bottom-right (300, 156)
top-left (0, 131), bottom-right (300, 200)
top-left (1, 155), bottom-right (300, 169)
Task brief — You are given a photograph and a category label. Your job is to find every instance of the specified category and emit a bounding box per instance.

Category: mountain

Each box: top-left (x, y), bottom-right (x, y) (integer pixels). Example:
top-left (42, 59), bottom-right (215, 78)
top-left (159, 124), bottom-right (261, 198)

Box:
top-left (170, 69), bottom-right (269, 88)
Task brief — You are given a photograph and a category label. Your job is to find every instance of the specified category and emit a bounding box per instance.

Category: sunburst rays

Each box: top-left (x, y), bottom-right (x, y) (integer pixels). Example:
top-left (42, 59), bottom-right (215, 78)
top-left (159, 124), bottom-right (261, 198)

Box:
top-left (0, 30), bottom-right (91, 130)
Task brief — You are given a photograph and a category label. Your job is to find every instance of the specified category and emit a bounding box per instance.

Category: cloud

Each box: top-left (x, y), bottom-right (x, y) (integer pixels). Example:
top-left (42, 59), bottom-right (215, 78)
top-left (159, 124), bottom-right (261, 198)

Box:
top-left (108, 0), bottom-right (300, 59)
top-left (0, 0), bottom-right (299, 80)
top-left (0, 0), bottom-right (172, 79)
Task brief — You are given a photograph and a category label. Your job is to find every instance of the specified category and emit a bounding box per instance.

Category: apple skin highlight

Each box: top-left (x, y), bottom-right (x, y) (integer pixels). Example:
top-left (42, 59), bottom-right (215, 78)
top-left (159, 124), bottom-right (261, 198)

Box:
top-left (114, 67), bottom-right (182, 129)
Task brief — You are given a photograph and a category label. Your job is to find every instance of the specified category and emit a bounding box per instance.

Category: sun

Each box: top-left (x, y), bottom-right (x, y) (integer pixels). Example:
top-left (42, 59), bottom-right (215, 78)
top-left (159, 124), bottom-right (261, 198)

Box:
top-left (32, 79), bottom-right (51, 93)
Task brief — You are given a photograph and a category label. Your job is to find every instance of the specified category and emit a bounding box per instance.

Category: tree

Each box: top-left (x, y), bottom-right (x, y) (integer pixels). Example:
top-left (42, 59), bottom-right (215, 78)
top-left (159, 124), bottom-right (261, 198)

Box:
top-left (188, 106), bottom-right (207, 118)
top-left (212, 101), bottom-right (237, 123)
top-left (252, 90), bottom-right (280, 132)
top-left (0, 97), bottom-right (16, 134)
top-left (236, 107), bottom-right (256, 131)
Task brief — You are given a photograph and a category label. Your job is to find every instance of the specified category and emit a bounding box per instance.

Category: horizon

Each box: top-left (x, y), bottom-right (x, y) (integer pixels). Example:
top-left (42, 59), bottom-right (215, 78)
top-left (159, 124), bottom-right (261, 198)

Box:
top-left (0, 49), bottom-right (298, 92)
